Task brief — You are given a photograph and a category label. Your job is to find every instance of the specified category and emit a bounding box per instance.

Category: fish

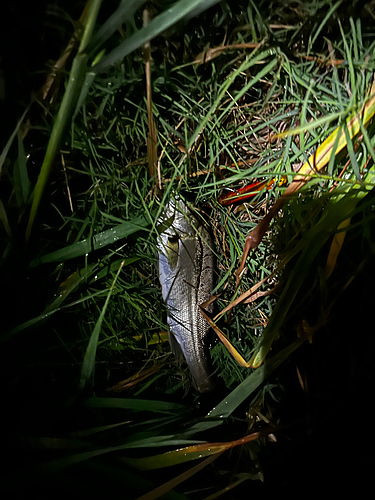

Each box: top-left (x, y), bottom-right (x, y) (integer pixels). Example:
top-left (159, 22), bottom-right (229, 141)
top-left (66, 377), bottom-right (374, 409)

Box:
top-left (157, 196), bottom-right (215, 393)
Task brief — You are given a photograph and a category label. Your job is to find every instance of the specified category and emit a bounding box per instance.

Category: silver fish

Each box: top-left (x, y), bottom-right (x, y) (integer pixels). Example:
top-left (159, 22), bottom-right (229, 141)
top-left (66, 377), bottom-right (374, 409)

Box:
top-left (157, 197), bottom-right (215, 393)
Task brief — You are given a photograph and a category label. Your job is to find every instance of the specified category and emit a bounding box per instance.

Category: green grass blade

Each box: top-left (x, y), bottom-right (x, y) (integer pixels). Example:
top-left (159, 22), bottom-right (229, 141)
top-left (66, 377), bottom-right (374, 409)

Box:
top-left (85, 0), bottom-right (148, 56)
top-left (279, 110), bottom-right (344, 137)
top-left (73, 70), bottom-right (97, 120)
top-left (1, 264), bottom-right (98, 342)
top-left (208, 338), bottom-right (305, 420)
top-left (214, 56), bottom-right (279, 128)
top-left (250, 191), bottom-right (366, 368)
top-left (79, 260), bottom-right (124, 390)
top-left (308, 0), bottom-right (342, 52)
top-left (13, 133), bottom-right (31, 207)
top-left (2, 436), bottom-right (205, 492)
top-left (0, 105), bottom-right (30, 174)
top-left (0, 198), bottom-right (12, 239)
top-left (84, 397), bottom-right (187, 413)
top-left (29, 216), bottom-right (150, 267)
top-left (125, 445), bottom-right (224, 471)
top-left (2, 289), bottom-right (107, 342)
top-left (339, 18), bottom-right (356, 96)
top-left (25, 0), bottom-right (102, 241)
top-left (93, 0), bottom-right (223, 73)
top-left (344, 120), bottom-right (360, 181)
top-left (178, 339), bottom-right (305, 439)
top-left (133, 454), bottom-right (220, 500)
top-left (188, 49), bottom-right (277, 151)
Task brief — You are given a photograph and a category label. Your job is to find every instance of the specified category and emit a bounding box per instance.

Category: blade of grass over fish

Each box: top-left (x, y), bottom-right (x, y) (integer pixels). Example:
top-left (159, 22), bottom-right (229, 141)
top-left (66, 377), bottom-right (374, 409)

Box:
top-left (29, 216), bottom-right (150, 267)
top-left (135, 453), bottom-right (223, 500)
top-left (125, 431), bottom-right (269, 470)
top-left (93, 0), bottom-right (223, 74)
top-left (25, 0), bottom-right (102, 241)
top-left (79, 259), bottom-right (125, 390)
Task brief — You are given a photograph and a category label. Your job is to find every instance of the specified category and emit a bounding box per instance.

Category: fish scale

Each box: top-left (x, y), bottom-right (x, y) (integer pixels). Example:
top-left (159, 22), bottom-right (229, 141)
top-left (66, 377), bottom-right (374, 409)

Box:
top-left (157, 197), bottom-right (215, 393)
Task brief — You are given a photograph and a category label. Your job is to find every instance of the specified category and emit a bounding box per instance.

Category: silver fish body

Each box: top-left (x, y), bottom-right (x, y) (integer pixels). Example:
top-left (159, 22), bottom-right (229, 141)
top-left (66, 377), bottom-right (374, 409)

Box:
top-left (157, 197), bottom-right (215, 393)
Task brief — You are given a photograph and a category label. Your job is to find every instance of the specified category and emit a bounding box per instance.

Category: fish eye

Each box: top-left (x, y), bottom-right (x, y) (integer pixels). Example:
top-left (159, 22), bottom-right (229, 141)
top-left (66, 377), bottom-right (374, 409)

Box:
top-left (167, 236), bottom-right (180, 254)
top-left (167, 235), bottom-right (179, 245)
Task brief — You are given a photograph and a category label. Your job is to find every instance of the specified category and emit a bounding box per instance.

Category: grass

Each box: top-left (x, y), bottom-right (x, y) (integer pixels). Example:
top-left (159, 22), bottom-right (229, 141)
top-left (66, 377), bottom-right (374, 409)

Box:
top-left (1, 0), bottom-right (375, 497)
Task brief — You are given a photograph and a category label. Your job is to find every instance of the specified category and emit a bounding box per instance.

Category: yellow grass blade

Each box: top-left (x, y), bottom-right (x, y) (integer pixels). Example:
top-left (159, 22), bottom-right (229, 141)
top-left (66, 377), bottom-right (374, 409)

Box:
top-left (135, 453), bottom-right (223, 500)
top-left (325, 218), bottom-right (350, 278)
top-left (283, 78), bottom-right (375, 191)
top-left (124, 429), bottom-right (270, 470)
top-left (236, 78), bottom-right (375, 287)
top-left (199, 306), bottom-right (253, 368)
top-left (106, 365), bottom-right (163, 393)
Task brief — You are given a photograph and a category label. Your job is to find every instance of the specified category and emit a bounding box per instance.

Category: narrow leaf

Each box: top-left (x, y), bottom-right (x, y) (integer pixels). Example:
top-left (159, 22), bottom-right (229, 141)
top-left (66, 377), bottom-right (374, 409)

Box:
top-left (135, 453), bottom-right (222, 500)
top-left (79, 259), bottom-right (125, 390)
top-left (85, 0), bottom-right (147, 56)
top-left (25, 0), bottom-right (102, 241)
top-left (84, 397), bottom-right (186, 413)
top-left (29, 217), bottom-right (150, 267)
top-left (13, 132), bottom-right (31, 206)
top-left (93, 0), bottom-right (223, 73)
top-left (0, 105), bottom-right (30, 174)
top-left (125, 430), bottom-right (269, 470)
top-left (325, 218), bottom-right (350, 278)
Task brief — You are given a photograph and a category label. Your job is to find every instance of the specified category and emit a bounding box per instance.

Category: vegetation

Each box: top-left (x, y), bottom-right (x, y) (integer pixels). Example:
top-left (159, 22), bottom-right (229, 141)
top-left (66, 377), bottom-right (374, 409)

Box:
top-left (1, 0), bottom-right (375, 496)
